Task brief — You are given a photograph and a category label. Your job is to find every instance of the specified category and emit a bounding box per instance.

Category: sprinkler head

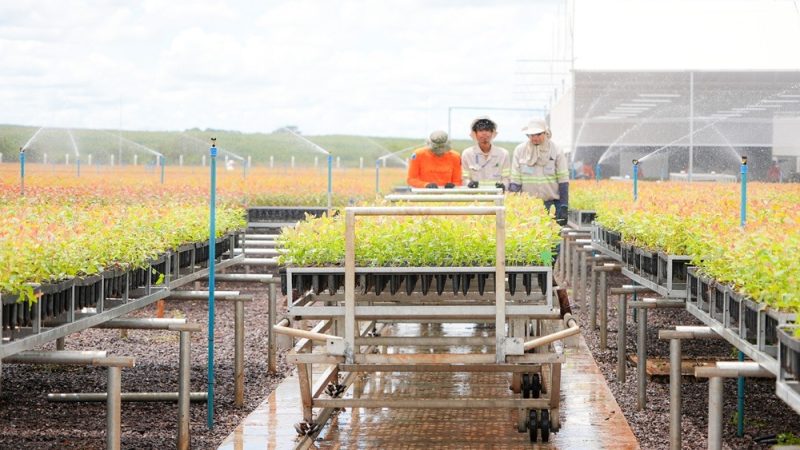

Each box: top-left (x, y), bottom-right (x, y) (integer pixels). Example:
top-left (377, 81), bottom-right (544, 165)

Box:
top-left (632, 159), bottom-right (639, 166)
top-left (210, 137), bottom-right (217, 147)
top-left (741, 156), bottom-right (748, 165)
top-left (19, 146), bottom-right (24, 153)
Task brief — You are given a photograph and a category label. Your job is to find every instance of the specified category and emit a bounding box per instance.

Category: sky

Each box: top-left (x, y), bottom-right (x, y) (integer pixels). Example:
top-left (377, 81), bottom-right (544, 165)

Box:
top-left (1, 0), bottom-right (799, 139)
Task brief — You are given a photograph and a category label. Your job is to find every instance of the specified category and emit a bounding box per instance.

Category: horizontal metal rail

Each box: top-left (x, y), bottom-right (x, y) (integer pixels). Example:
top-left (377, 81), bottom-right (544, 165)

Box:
top-left (48, 392), bottom-right (208, 403)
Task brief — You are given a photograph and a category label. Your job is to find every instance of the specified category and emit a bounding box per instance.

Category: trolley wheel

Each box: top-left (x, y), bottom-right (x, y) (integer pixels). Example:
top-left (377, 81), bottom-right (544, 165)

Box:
top-left (540, 409), bottom-right (551, 442)
top-left (522, 373), bottom-right (531, 398)
top-left (528, 409), bottom-right (538, 442)
top-left (531, 373), bottom-right (541, 399)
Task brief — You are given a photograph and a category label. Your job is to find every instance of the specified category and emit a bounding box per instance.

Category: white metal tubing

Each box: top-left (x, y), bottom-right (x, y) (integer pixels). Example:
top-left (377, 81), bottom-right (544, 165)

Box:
top-left (385, 194), bottom-right (504, 203)
top-left (240, 257), bottom-right (279, 266)
top-left (234, 300), bottom-right (244, 407)
top-left (268, 283), bottom-right (277, 373)
top-left (590, 264), bottom-right (598, 329)
top-left (637, 308), bottom-right (648, 410)
top-left (107, 366), bottom-right (122, 450)
top-left (523, 314), bottom-right (579, 351)
top-left (600, 271), bottom-right (608, 348)
top-left (274, 324), bottom-right (340, 343)
top-left (708, 377), bottom-right (723, 450)
top-left (94, 318), bottom-right (186, 330)
top-left (48, 392), bottom-right (207, 402)
top-left (178, 330), bottom-right (191, 450)
top-left (348, 206), bottom-right (501, 216)
top-left (618, 293), bottom-right (628, 381)
top-left (4, 350), bottom-right (107, 364)
top-left (670, 338), bottom-right (681, 450)
top-left (410, 187), bottom-right (501, 194)
top-left (205, 273), bottom-right (275, 283)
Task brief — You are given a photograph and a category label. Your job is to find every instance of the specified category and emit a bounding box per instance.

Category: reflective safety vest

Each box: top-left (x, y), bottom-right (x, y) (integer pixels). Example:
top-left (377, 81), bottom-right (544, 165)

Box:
top-left (510, 140), bottom-right (569, 200)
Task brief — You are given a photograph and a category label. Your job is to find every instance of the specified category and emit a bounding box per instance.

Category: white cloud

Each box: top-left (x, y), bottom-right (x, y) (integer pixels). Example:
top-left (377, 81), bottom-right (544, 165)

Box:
top-left (0, 0), bottom-right (798, 138)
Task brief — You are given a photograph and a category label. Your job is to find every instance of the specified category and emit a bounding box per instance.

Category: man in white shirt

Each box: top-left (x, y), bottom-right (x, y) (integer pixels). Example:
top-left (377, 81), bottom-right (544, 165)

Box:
top-left (460, 117), bottom-right (511, 190)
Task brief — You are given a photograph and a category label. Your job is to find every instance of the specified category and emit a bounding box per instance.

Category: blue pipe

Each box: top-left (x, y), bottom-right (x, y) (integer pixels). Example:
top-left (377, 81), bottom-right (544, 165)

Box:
top-left (19, 149), bottom-right (25, 196)
top-left (207, 139), bottom-right (218, 429)
top-left (740, 157), bottom-right (747, 228)
top-left (76, 157), bottom-right (81, 177)
top-left (595, 163), bottom-right (601, 183)
top-left (632, 160), bottom-right (639, 201)
top-left (160, 155), bottom-right (165, 184)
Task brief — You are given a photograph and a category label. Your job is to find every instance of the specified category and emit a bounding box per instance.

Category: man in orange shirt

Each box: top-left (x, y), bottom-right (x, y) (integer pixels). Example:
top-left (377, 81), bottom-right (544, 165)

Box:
top-left (407, 130), bottom-right (462, 188)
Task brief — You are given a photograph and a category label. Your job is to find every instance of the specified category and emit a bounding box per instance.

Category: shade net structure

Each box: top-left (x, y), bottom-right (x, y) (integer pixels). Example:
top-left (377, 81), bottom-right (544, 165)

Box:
top-left (562, 71), bottom-right (800, 181)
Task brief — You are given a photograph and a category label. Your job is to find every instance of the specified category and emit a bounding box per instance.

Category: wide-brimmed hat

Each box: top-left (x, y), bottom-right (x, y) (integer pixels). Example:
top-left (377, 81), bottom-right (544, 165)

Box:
top-left (427, 130), bottom-right (451, 152)
top-left (521, 118), bottom-right (548, 135)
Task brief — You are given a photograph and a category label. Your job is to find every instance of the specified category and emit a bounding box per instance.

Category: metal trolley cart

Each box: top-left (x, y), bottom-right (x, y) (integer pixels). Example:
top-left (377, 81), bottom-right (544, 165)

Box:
top-left (275, 204), bottom-right (579, 444)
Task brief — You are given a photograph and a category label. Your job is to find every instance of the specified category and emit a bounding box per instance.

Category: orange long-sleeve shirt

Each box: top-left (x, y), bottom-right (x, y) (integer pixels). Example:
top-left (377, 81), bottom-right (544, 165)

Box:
top-left (406, 147), bottom-right (463, 188)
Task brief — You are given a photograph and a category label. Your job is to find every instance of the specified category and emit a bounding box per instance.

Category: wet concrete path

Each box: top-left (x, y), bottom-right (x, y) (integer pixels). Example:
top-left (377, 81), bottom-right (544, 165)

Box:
top-left (218, 324), bottom-right (638, 449)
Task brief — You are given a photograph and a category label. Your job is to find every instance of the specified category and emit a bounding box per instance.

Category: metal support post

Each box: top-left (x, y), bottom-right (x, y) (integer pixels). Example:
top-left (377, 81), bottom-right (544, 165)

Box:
top-left (669, 338), bottom-right (681, 450)
top-left (234, 299), bottom-right (245, 407)
top-left (268, 282), bottom-right (277, 373)
top-left (178, 330), bottom-right (191, 450)
top-left (600, 271), bottom-right (608, 348)
top-left (708, 376), bottom-right (723, 450)
top-left (107, 366), bottom-right (122, 450)
top-left (617, 293), bottom-right (627, 380)
top-left (579, 249), bottom-right (587, 309)
top-left (56, 337), bottom-right (65, 351)
top-left (637, 308), bottom-right (647, 410)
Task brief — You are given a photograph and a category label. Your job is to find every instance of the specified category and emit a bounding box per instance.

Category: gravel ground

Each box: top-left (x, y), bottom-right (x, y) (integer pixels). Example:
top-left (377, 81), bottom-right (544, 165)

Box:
top-left (0, 272), bottom-right (293, 449)
top-left (2, 266), bottom-right (798, 449)
top-left (571, 272), bottom-right (800, 450)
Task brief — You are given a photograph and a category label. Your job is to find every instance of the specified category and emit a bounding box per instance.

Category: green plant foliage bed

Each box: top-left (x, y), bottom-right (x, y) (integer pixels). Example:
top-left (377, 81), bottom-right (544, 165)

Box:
top-left (278, 195), bottom-right (561, 269)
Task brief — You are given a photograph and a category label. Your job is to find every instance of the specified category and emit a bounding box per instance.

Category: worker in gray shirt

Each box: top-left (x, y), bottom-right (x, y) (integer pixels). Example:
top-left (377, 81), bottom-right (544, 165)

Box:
top-left (461, 116), bottom-right (511, 190)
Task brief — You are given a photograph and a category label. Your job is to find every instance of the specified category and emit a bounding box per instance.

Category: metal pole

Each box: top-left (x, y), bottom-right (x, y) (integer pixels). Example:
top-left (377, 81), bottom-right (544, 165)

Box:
top-left (234, 299), bottom-right (244, 407)
top-left (670, 338), bottom-right (682, 449)
top-left (600, 271), bottom-right (608, 348)
top-left (740, 156), bottom-right (747, 228)
top-left (596, 163), bottom-right (601, 182)
top-left (327, 155), bottom-right (333, 216)
top-left (19, 148), bottom-right (25, 196)
top-left (637, 307), bottom-right (647, 410)
top-left (77, 157), bottom-right (81, 177)
top-left (178, 330), bottom-right (191, 450)
top-left (207, 138), bottom-right (217, 429)
top-left (107, 366), bottom-right (122, 450)
top-left (689, 71), bottom-right (694, 183)
top-left (737, 351), bottom-right (745, 437)
top-left (590, 267), bottom-right (597, 330)
top-left (579, 250), bottom-right (587, 309)
top-left (708, 376), bottom-right (723, 450)
top-left (160, 155), bottom-right (165, 184)
top-left (632, 159), bottom-right (639, 201)
top-left (375, 159), bottom-right (381, 194)
top-left (447, 107), bottom-right (452, 137)
top-left (268, 282), bottom-right (277, 373)
top-left (617, 293), bottom-right (627, 380)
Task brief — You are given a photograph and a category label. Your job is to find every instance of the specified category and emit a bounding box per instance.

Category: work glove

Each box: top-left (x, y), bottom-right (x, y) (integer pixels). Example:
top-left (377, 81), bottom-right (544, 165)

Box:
top-left (467, 180), bottom-right (479, 188)
top-left (556, 204), bottom-right (569, 227)
top-left (444, 183), bottom-right (455, 189)
top-left (495, 182), bottom-right (505, 193)
top-left (425, 182), bottom-right (438, 189)
top-left (508, 182), bottom-right (522, 193)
